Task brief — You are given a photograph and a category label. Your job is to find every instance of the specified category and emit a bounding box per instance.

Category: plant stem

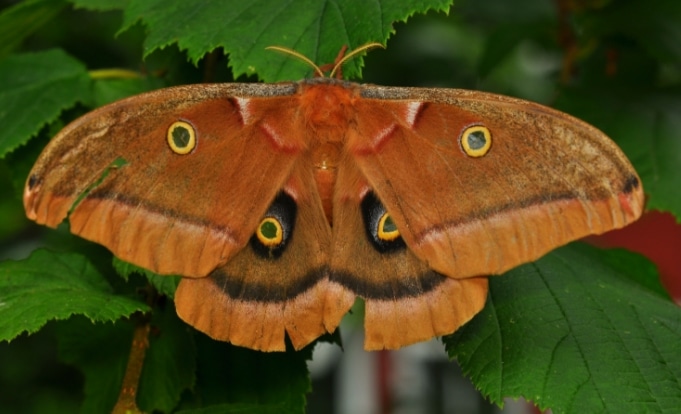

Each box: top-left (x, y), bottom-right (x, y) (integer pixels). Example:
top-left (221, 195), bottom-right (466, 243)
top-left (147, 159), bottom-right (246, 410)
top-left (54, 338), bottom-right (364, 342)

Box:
top-left (112, 318), bottom-right (150, 414)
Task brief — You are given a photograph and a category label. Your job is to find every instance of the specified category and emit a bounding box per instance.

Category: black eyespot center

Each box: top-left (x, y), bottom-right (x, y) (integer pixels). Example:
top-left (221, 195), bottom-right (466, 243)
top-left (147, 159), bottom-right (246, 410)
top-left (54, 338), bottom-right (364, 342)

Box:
top-left (167, 121), bottom-right (196, 154)
top-left (257, 217), bottom-right (283, 246)
top-left (171, 125), bottom-right (191, 148)
top-left (467, 130), bottom-right (487, 150)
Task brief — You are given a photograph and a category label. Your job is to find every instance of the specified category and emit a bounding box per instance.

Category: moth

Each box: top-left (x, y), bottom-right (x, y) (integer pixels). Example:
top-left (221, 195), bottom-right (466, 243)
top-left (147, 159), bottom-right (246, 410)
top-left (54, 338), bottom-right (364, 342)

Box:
top-left (23, 45), bottom-right (644, 351)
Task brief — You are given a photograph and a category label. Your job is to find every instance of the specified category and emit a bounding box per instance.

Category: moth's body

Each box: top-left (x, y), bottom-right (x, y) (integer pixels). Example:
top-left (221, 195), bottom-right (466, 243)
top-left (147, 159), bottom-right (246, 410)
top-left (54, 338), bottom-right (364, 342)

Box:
top-left (24, 77), bottom-right (644, 351)
top-left (298, 81), bottom-right (354, 224)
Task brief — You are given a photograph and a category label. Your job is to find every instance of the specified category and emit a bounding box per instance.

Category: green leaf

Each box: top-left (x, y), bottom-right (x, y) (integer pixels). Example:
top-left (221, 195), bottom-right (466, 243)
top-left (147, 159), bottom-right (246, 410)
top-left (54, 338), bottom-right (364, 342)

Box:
top-left (138, 302), bottom-right (196, 413)
top-left (555, 87), bottom-right (681, 220)
top-left (0, 49), bottom-right (91, 158)
top-left (56, 302), bottom-right (195, 414)
top-left (112, 257), bottom-right (180, 297)
top-left (0, 0), bottom-right (68, 58)
top-left (92, 76), bottom-right (167, 106)
top-left (55, 316), bottom-right (133, 414)
top-left (599, 247), bottom-right (671, 299)
top-left (0, 160), bottom-right (30, 241)
top-left (445, 243), bottom-right (681, 413)
top-left (120, 0), bottom-right (452, 81)
top-left (0, 249), bottom-right (148, 342)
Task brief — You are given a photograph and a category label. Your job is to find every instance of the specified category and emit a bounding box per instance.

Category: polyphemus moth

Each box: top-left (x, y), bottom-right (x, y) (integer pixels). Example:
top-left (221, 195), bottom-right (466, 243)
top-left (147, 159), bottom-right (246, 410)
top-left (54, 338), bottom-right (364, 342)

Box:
top-left (23, 45), bottom-right (644, 352)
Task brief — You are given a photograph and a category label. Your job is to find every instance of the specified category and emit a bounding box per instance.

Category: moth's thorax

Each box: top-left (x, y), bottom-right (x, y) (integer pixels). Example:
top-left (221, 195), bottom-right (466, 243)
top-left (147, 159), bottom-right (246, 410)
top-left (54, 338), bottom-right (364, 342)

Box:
top-left (299, 81), bottom-right (356, 129)
top-left (300, 82), bottom-right (358, 224)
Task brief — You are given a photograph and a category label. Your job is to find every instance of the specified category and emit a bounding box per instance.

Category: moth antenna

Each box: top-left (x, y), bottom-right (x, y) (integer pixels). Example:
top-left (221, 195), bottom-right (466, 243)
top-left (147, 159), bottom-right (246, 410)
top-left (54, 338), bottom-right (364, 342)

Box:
top-left (329, 42), bottom-right (384, 79)
top-left (267, 43), bottom-right (385, 79)
top-left (265, 46), bottom-right (325, 78)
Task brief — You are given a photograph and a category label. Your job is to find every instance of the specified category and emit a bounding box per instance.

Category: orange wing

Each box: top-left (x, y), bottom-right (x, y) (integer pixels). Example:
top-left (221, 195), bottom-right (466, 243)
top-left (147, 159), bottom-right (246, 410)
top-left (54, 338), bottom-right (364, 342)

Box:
top-left (175, 159), bottom-right (355, 351)
top-left (23, 79), bottom-right (645, 352)
top-left (345, 86), bottom-right (644, 280)
top-left (329, 152), bottom-right (488, 350)
top-left (24, 83), bottom-right (306, 277)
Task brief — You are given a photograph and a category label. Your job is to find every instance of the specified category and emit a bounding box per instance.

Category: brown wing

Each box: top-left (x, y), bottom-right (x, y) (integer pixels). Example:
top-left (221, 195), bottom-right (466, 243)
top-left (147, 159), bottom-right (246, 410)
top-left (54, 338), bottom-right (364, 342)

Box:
top-left (329, 152), bottom-right (488, 350)
top-left (175, 160), bottom-right (355, 351)
top-left (23, 78), bottom-right (645, 352)
top-left (346, 86), bottom-right (644, 280)
top-left (23, 83), bottom-right (307, 277)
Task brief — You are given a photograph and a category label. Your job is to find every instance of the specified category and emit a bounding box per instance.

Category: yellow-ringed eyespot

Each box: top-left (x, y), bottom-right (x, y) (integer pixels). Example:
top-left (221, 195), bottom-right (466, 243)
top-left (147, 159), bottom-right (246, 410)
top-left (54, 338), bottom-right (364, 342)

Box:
top-left (460, 125), bottom-right (491, 157)
top-left (361, 192), bottom-right (406, 253)
top-left (256, 217), bottom-right (283, 247)
top-left (377, 212), bottom-right (401, 241)
top-left (249, 192), bottom-right (297, 259)
top-left (167, 121), bottom-right (196, 154)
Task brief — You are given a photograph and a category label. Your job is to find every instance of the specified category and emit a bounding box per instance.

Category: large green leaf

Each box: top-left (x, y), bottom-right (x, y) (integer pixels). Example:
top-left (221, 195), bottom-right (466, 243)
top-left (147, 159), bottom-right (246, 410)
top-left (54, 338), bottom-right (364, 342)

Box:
top-left (0, 249), bottom-right (148, 342)
top-left (120, 0), bottom-right (452, 81)
top-left (0, 49), bottom-right (91, 158)
top-left (445, 243), bottom-right (681, 413)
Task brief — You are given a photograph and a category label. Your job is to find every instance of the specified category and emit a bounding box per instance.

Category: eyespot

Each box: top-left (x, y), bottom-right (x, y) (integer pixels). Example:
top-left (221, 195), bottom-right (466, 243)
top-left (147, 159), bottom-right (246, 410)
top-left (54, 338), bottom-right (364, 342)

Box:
top-left (377, 213), bottom-right (400, 241)
top-left (249, 192), bottom-right (297, 259)
top-left (167, 121), bottom-right (196, 154)
top-left (361, 192), bottom-right (406, 253)
top-left (460, 125), bottom-right (491, 157)
top-left (256, 217), bottom-right (284, 246)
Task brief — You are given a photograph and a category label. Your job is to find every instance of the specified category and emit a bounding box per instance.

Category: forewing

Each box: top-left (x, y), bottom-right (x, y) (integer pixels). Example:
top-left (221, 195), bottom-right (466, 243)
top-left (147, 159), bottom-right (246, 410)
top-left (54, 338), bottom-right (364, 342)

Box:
top-left (24, 83), bottom-right (307, 277)
top-left (347, 86), bottom-right (644, 279)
